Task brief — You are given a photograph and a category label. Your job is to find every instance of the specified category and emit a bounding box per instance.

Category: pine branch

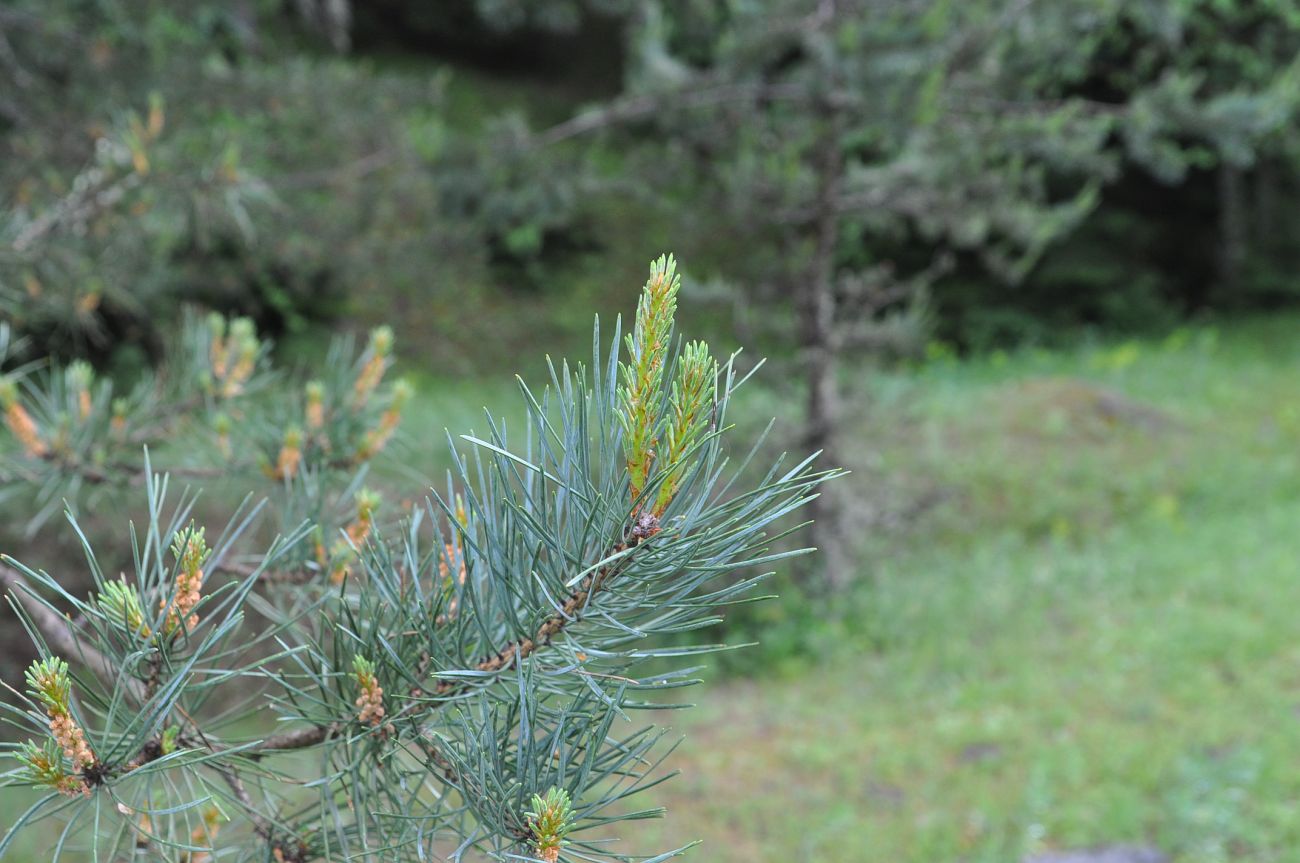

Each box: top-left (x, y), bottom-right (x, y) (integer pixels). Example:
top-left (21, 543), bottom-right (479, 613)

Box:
top-left (1, 559), bottom-right (146, 703)
top-left (31, 452), bottom-right (230, 486)
top-left (435, 531), bottom-right (646, 689)
top-left (0, 254), bottom-right (836, 861)
top-left (249, 529), bottom-right (649, 753)
top-left (533, 80), bottom-right (813, 147)
top-left (249, 723), bottom-right (340, 754)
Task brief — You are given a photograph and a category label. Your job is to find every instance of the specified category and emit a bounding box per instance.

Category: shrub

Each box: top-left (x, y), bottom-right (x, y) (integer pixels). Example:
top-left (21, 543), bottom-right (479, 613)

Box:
top-left (0, 256), bottom-right (833, 861)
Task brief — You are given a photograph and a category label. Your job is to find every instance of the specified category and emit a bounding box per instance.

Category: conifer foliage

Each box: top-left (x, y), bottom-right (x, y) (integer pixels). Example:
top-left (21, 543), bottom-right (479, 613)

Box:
top-left (0, 257), bottom-right (835, 861)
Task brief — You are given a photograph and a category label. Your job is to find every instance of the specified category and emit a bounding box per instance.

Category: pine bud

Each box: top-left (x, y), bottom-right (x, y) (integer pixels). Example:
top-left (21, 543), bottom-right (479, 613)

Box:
top-left (436, 496), bottom-right (470, 624)
top-left (17, 739), bottom-right (88, 797)
top-left (146, 93), bottom-right (165, 139)
top-left (221, 318), bottom-right (258, 397)
top-left (305, 380), bottom-right (325, 431)
top-left (110, 398), bottom-right (129, 439)
top-left (352, 656), bottom-right (385, 727)
top-left (1, 376), bottom-right (48, 457)
top-left (97, 579), bottom-right (150, 638)
top-left (525, 787), bottom-right (574, 863)
top-left (369, 325), bottom-right (393, 357)
top-left (330, 490), bottom-right (380, 584)
top-left (352, 326), bottom-right (393, 407)
top-left (618, 255), bottom-right (680, 506)
top-left (163, 525), bottom-right (208, 635)
top-left (351, 489), bottom-right (380, 543)
top-left (66, 361), bottom-right (94, 421)
top-left (653, 340), bottom-right (716, 516)
top-left (25, 657), bottom-right (96, 772)
top-left (357, 377), bottom-right (411, 459)
top-left (49, 713), bottom-right (94, 771)
top-left (26, 656), bottom-right (72, 714)
top-left (273, 425), bottom-right (303, 480)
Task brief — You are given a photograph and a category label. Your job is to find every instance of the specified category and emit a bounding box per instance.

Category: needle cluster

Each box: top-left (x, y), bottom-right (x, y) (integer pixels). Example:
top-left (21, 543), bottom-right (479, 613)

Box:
top-left (0, 254), bottom-right (837, 863)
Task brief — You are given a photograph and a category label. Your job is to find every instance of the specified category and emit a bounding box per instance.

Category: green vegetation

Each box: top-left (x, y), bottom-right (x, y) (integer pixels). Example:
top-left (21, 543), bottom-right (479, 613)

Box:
top-left (4, 312), bottom-right (1295, 861)
top-left (0, 264), bottom-right (832, 861)
top-left (615, 315), bottom-right (1300, 861)
top-left (4, 2), bottom-right (1300, 859)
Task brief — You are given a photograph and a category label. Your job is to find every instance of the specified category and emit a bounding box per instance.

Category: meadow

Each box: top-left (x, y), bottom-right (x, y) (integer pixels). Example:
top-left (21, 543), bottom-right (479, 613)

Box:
top-left (612, 316), bottom-right (1300, 862)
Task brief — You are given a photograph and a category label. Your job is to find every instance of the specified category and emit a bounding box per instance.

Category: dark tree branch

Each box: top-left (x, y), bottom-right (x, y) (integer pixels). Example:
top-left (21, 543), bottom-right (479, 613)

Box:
top-left (532, 81), bottom-right (813, 147)
top-left (0, 559), bottom-right (147, 702)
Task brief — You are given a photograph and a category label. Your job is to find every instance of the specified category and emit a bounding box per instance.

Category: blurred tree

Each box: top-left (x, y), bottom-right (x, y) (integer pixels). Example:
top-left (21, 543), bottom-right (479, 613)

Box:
top-left (293, 0), bottom-right (352, 51)
top-left (0, 1), bottom-right (485, 370)
top-left (538, 0), bottom-right (1110, 585)
top-left (932, 0), bottom-right (1300, 344)
top-left (528, 0), bottom-right (1300, 588)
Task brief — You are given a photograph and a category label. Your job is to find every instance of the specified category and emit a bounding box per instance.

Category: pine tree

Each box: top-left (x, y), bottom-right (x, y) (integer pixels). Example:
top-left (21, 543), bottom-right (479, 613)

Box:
top-left (0, 255), bottom-right (836, 861)
top-left (529, 0), bottom-right (1300, 589)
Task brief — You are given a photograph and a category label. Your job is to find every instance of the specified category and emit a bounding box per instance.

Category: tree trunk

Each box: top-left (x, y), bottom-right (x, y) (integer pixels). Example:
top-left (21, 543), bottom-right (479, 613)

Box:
top-left (1216, 162), bottom-right (1247, 301)
top-left (294, 0), bottom-right (351, 53)
top-left (1252, 159), bottom-right (1276, 259)
top-left (798, 97), bottom-right (849, 592)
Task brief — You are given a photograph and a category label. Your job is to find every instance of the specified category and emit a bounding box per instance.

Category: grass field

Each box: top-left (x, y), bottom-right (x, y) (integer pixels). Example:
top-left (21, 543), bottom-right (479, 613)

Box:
top-left (612, 316), bottom-right (1300, 862)
top-left (4, 315), bottom-right (1300, 861)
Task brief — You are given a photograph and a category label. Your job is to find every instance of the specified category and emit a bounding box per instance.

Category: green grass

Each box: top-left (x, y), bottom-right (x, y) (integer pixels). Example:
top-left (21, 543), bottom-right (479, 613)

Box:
top-left (609, 315), bottom-right (1300, 861)
top-left (6, 315), bottom-right (1300, 860)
